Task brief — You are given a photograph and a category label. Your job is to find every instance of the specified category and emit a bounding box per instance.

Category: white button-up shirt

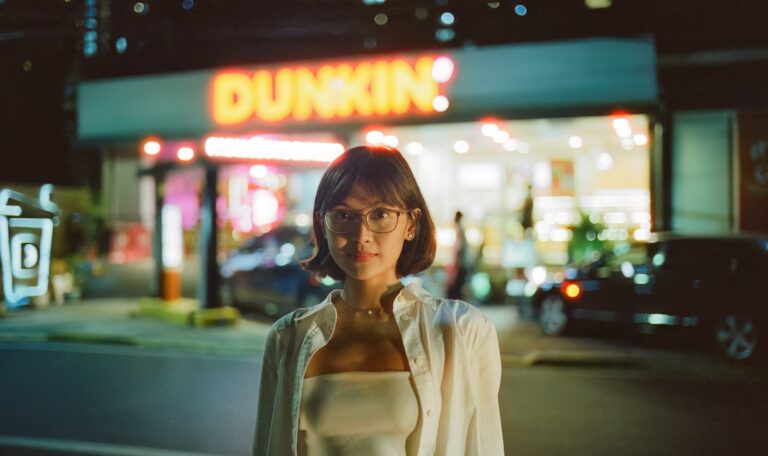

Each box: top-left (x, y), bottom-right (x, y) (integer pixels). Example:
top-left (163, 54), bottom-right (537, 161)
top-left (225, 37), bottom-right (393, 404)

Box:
top-left (253, 281), bottom-right (504, 456)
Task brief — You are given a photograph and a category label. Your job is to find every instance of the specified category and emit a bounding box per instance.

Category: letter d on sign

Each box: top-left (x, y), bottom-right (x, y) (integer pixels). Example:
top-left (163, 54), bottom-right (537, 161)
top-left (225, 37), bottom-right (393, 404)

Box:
top-left (212, 73), bottom-right (253, 125)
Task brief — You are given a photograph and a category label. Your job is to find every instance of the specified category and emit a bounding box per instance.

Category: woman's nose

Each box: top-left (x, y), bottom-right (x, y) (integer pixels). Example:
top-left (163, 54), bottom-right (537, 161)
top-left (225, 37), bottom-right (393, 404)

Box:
top-left (349, 216), bottom-right (373, 243)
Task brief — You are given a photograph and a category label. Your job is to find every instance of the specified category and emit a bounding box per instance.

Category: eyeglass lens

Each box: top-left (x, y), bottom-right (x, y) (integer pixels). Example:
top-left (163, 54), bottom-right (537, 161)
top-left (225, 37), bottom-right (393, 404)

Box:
top-left (325, 209), bottom-right (399, 233)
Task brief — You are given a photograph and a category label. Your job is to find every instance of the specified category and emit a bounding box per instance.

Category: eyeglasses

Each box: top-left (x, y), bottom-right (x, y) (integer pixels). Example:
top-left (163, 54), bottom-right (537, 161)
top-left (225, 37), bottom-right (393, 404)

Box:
top-left (324, 208), bottom-right (409, 234)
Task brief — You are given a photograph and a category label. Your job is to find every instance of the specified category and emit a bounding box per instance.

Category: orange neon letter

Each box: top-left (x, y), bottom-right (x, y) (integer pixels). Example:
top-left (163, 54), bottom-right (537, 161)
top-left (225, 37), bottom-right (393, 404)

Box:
top-left (331, 63), bottom-right (374, 118)
top-left (293, 66), bottom-right (335, 121)
top-left (372, 60), bottom-right (393, 116)
top-left (392, 57), bottom-right (437, 114)
top-left (212, 73), bottom-right (253, 125)
top-left (253, 68), bottom-right (294, 122)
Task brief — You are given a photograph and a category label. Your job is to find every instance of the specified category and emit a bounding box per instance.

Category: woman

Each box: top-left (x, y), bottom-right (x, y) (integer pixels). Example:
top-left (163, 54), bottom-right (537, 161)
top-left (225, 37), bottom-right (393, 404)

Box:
top-left (254, 146), bottom-right (504, 456)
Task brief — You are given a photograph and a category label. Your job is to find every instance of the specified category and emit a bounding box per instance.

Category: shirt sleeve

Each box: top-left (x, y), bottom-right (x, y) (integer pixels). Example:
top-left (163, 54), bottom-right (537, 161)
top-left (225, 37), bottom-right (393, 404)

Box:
top-left (467, 317), bottom-right (505, 455)
top-left (253, 326), bottom-right (279, 456)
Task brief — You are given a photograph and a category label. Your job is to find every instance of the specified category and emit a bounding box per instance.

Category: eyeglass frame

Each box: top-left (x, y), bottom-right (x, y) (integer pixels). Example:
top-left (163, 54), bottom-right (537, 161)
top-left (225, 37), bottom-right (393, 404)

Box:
top-left (323, 208), bottom-right (412, 234)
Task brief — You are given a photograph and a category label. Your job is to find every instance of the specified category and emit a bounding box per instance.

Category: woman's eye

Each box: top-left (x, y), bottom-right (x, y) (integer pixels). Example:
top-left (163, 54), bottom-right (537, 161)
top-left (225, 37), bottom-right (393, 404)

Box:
top-left (336, 211), bottom-right (351, 221)
top-left (372, 209), bottom-right (391, 220)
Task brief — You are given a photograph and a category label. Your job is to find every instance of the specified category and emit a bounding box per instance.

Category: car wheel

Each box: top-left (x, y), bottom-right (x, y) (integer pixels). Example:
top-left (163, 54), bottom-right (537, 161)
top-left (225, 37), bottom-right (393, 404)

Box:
top-left (714, 313), bottom-right (759, 362)
top-left (539, 295), bottom-right (568, 336)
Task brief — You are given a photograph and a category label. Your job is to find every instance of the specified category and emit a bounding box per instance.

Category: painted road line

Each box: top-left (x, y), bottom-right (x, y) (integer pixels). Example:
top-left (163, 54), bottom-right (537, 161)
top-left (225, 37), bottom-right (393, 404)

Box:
top-left (0, 435), bottom-right (226, 456)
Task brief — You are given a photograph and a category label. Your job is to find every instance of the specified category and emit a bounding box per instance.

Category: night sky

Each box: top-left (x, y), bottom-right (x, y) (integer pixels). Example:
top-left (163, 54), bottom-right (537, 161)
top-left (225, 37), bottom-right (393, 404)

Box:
top-left (1, 0), bottom-right (767, 186)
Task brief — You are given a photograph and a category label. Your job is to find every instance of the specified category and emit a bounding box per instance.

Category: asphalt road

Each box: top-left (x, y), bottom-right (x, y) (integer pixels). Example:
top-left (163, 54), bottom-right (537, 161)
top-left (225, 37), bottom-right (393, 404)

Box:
top-left (0, 342), bottom-right (261, 456)
top-left (2, 339), bottom-right (767, 456)
top-left (502, 364), bottom-right (768, 456)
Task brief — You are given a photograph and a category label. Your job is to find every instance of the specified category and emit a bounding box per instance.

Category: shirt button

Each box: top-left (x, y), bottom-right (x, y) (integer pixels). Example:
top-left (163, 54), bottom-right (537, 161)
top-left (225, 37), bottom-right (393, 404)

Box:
top-left (426, 409), bottom-right (432, 417)
top-left (400, 314), bottom-right (410, 321)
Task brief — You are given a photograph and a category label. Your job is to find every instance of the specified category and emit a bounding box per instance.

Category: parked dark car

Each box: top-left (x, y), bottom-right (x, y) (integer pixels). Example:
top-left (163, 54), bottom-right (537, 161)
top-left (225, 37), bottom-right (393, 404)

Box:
top-left (219, 225), bottom-right (337, 317)
top-left (531, 234), bottom-right (768, 362)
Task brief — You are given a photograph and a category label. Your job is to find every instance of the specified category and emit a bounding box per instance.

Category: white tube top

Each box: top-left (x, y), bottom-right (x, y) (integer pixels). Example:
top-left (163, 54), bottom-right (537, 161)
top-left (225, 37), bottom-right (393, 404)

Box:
top-left (299, 371), bottom-right (419, 456)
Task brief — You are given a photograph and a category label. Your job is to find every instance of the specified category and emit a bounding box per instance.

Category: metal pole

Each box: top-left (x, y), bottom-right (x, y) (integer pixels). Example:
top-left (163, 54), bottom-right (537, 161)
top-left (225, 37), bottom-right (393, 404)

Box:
top-left (151, 172), bottom-right (165, 298)
top-left (198, 164), bottom-right (220, 309)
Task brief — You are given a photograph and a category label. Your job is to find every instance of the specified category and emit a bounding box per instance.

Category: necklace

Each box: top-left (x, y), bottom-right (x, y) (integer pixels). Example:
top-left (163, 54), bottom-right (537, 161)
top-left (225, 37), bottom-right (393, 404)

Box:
top-left (336, 295), bottom-right (383, 316)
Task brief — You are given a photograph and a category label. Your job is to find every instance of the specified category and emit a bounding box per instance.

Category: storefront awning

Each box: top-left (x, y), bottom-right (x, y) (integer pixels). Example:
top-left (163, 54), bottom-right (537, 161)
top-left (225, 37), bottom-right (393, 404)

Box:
top-left (77, 36), bottom-right (657, 141)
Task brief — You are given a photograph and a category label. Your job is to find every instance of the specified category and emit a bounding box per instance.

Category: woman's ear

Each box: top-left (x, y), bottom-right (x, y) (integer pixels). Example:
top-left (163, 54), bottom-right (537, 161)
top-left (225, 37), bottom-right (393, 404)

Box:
top-left (407, 209), bottom-right (421, 237)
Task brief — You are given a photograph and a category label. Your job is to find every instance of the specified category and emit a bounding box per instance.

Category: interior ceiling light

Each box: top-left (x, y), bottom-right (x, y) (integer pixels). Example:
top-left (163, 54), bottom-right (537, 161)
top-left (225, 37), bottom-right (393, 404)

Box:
top-left (568, 136), bottom-right (583, 148)
top-left (383, 135), bottom-right (399, 147)
top-left (249, 165), bottom-right (269, 179)
top-left (596, 151), bottom-right (614, 170)
top-left (142, 139), bottom-right (161, 156)
top-left (405, 142), bottom-right (423, 155)
top-left (365, 130), bottom-right (384, 144)
top-left (454, 140), bottom-right (470, 154)
top-left (481, 123), bottom-right (498, 136)
top-left (503, 139), bottom-right (519, 151)
top-left (204, 137), bottom-right (344, 163)
top-left (177, 146), bottom-right (195, 162)
top-left (612, 118), bottom-right (632, 138)
top-left (493, 130), bottom-right (510, 143)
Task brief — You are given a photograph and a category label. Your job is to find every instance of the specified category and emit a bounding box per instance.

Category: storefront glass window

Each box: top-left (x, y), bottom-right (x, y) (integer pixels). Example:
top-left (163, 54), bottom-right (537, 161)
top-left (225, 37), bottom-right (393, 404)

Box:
top-left (356, 115), bottom-right (651, 271)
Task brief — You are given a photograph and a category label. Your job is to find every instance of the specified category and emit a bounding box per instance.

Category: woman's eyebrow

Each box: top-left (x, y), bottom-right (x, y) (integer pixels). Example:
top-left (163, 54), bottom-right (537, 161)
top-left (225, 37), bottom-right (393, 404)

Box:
top-left (333, 200), bottom-right (390, 209)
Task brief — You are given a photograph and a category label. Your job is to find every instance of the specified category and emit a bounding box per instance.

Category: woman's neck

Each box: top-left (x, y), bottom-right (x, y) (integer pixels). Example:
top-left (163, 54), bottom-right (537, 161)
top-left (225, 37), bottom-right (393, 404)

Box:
top-left (340, 278), bottom-right (403, 311)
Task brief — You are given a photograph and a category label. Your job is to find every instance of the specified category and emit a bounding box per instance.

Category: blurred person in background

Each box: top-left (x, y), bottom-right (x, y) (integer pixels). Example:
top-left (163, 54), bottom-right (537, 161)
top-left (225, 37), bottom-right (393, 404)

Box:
top-left (445, 210), bottom-right (471, 300)
top-left (254, 146), bottom-right (504, 456)
top-left (520, 184), bottom-right (534, 240)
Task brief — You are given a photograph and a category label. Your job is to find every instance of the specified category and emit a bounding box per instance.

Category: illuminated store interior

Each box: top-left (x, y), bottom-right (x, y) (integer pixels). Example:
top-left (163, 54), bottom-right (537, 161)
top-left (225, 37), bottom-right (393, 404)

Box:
top-left (144, 113), bottom-right (650, 285)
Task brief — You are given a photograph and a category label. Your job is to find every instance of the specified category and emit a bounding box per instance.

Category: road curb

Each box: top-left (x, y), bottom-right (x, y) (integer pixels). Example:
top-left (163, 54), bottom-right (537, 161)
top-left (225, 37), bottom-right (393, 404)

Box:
top-left (136, 297), bottom-right (240, 327)
top-left (47, 332), bottom-right (140, 346)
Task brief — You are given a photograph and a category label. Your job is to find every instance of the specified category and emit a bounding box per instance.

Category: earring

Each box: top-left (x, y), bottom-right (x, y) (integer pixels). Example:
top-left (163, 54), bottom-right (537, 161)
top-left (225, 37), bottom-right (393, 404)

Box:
top-left (406, 232), bottom-right (414, 240)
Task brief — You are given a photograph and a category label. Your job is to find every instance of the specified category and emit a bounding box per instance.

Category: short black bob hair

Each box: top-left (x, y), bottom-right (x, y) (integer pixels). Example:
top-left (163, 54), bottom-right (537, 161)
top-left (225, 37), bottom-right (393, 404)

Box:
top-left (302, 145), bottom-right (437, 281)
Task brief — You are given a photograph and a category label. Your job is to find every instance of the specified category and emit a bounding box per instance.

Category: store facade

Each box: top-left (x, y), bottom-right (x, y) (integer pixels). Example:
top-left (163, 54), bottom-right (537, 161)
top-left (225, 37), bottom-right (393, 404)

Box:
top-left (77, 36), bottom-right (658, 304)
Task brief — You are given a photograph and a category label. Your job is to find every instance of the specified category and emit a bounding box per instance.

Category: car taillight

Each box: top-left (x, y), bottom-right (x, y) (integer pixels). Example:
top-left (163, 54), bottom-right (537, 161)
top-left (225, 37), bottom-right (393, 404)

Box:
top-left (561, 281), bottom-right (582, 301)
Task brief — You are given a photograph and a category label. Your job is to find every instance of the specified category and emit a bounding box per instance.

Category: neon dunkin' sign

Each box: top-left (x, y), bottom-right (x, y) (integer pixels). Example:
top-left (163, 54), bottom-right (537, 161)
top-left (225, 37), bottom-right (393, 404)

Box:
top-left (211, 55), bottom-right (455, 126)
top-left (0, 185), bottom-right (59, 305)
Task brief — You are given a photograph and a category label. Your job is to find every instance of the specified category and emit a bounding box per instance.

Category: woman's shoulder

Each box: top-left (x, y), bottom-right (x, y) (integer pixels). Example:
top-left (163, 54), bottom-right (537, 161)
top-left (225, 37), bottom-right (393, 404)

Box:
top-left (266, 295), bottom-right (336, 339)
top-left (437, 298), bottom-right (493, 335)
top-left (405, 282), bottom-right (493, 336)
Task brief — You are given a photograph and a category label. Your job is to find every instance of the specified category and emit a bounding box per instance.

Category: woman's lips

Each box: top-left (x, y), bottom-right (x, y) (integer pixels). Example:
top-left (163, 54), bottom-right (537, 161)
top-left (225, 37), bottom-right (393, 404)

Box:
top-left (346, 252), bottom-right (376, 262)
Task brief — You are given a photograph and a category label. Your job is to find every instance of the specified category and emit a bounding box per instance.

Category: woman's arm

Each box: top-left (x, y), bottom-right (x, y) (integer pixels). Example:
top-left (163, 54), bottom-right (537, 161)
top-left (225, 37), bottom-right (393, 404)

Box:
top-left (253, 328), bottom-right (279, 456)
top-left (467, 317), bottom-right (504, 455)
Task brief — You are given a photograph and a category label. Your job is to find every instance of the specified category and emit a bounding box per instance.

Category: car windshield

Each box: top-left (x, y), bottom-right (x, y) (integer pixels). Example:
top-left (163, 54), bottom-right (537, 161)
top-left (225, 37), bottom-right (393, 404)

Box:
top-left (579, 243), bottom-right (649, 278)
top-left (239, 227), bottom-right (311, 253)
top-left (607, 243), bottom-right (648, 271)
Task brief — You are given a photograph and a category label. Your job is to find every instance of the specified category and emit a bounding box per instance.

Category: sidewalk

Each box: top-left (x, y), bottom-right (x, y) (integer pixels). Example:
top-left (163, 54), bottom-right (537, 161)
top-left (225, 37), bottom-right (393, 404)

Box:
top-left (484, 305), bottom-right (648, 367)
top-left (0, 298), bottom-right (649, 367)
top-left (0, 299), bottom-right (270, 356)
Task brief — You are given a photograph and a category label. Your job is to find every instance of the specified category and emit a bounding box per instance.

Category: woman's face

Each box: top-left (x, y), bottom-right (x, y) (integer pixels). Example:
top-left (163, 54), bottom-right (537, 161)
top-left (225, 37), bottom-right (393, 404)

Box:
top-left (324, 182), bottom-right (418, 285)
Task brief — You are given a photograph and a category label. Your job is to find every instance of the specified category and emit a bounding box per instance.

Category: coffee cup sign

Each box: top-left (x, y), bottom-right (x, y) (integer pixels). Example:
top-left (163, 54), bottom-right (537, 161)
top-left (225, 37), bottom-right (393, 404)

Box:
top-left (0, 185), bottom-right (60, 304)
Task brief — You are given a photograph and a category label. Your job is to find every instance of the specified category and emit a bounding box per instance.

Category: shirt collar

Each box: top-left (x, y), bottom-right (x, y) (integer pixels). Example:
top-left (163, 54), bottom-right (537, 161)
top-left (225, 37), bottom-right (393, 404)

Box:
top-left (294, 288), bottom-right (339, 321)
top-left (294, 280), bottom-right (433, 321)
